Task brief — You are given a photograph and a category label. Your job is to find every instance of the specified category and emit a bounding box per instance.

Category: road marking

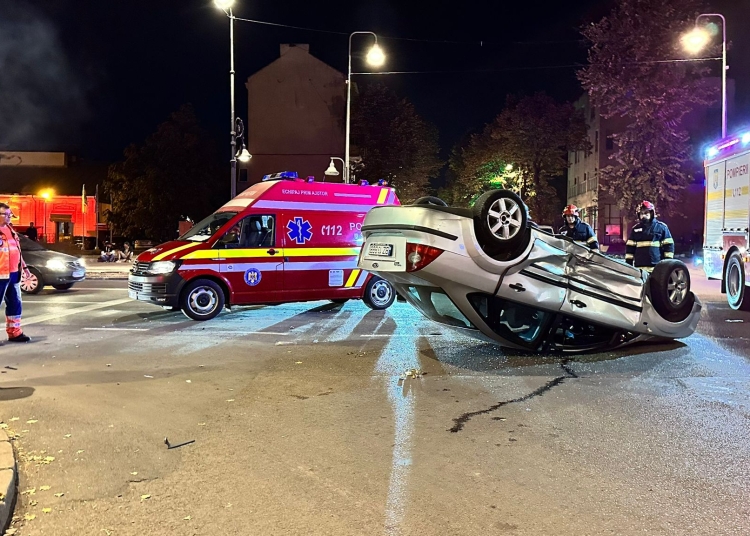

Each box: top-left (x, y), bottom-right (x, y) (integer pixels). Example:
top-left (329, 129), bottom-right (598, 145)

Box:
top-left (246, 332), bottom-right (291, 336)
top-left (82, 327), bottom-right (150, 332)
top-left (23, 298), bottom-right (133, 326)
top-left (25, 300), bottom-right (107, 304)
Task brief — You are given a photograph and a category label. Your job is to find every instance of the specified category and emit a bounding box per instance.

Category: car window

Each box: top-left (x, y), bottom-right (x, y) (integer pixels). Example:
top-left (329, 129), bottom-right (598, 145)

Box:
top-left (180, 212), bottom-right (239, 242)
top-left (468, 294), bottom-right (552, 346)
top-left (404, 286), bottom-right (474, 329)
top-left (219, 215), bottom-right (275, 249)
top-left (18, 235), bottom-right (46, 251)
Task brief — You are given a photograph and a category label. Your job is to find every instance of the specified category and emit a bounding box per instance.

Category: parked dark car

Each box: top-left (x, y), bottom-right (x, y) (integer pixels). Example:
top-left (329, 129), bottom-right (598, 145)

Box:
top-left (18, 236), bottom-right (86, 294)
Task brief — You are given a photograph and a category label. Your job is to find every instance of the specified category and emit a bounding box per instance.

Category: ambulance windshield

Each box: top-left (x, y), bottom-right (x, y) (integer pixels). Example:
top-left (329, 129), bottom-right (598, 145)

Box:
top-left (180, 211), bottom-right (239, 242)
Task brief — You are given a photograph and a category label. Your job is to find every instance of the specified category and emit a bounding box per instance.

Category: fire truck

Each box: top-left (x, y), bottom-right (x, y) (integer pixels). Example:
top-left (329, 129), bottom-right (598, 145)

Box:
top-left (703, 132), bottom-right (750, 309)
top-left (128, 172), bottom-right (401, 320)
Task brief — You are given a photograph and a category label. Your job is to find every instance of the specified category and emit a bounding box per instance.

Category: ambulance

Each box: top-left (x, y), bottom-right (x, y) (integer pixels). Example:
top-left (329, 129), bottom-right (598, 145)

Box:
top-left (127, 172), bottom-right (400, 320)
top-left (703, 132), bottom-right (750, 310)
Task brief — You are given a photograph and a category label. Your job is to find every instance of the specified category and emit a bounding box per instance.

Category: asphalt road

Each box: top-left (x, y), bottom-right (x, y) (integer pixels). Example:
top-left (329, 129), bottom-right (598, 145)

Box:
top-left (1, 272), bottom-right (749, 535)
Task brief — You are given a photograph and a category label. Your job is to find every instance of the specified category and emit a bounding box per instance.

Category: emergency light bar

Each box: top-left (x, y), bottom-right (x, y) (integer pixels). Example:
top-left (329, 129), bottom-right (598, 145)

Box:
top-left (706, 132), bottom-right (750, 159)
top-left (262, 171), bottom-right (299, 181)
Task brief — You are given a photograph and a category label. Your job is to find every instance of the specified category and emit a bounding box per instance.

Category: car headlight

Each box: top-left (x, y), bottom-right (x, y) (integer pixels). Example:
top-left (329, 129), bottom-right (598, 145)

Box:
top-left (46, 259), bottom-right (67, 271)
top-left (147, 261), bottom-right (178, 275)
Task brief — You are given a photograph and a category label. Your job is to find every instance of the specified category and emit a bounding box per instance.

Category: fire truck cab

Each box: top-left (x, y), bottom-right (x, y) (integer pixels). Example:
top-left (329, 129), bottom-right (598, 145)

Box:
top-left (703, 133), bottom-right (750, 310)
top-left (128, 172), bottom-right (400, 320)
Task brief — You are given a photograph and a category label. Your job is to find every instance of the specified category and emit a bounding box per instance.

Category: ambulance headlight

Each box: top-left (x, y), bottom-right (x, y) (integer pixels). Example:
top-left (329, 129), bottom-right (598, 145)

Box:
top-left (46, 259), bottom-right (67, 271)
top-left (147, 261), bottom-right (178, 275)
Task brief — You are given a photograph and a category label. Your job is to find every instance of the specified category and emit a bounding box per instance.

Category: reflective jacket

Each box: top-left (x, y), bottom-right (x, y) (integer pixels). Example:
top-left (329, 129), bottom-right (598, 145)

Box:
top-left (625, 218), bottom-right (674, 269)
top-left (0, 224), bottom-right (27, 279)
top-left (557, 220), bottom-right (599, 250)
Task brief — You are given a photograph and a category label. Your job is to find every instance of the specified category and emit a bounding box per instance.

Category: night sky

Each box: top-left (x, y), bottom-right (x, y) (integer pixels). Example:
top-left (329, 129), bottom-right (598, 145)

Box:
top-left (1, 0), bottom-right (748, 165)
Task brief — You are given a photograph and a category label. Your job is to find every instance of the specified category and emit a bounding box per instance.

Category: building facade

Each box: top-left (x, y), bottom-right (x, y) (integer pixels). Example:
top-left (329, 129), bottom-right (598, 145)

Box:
top-left (243, 44), bottom-right (346, 190)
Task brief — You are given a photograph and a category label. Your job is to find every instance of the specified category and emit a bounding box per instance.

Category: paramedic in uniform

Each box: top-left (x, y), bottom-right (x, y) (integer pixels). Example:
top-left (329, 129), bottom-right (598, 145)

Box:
top-left (0, 203), bottom-right (32, 342)
top-left (625, 200), bottom-right (674, 271)
top-left (558, 205), bottom-right (599, 250)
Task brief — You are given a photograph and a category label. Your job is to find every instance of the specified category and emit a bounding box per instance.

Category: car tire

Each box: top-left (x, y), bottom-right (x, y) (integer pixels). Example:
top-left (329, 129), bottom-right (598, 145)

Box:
top-left (20, 267), bottom-right (44, 294)
top-left (724, 251), bottom-right (750, 311)
top-left (412, 196), bottom-right (448, 207)
top-left (362, 276), bottom-right (396, 310)
top-left (52, 283), bottom-right (74, 291)
top-left (650, 260), bottom-right (695, 322)
top-left (473, 189), bottom-right (530, 256)
top-left (180, 279), bottom-right (225, 321)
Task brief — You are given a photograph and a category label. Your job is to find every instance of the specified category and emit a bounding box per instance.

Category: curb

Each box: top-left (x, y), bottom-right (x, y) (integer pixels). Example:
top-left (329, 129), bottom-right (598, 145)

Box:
top-left (0, 429), bottom-right (17, 534)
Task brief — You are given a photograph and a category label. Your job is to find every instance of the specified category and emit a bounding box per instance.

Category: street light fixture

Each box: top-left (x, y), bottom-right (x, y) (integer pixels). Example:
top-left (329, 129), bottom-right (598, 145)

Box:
top-left (345, 32), bottom-right (385, 185)
top-left (324, 157), bottom-right (345, 180)
top-left (214, 0), bottom-right (240, 198)
top-left (681, 13), bottom-right (727, 138)
top-left (235, 117), bottom-right (252, 163)
top-left (39, 189), bottom-right (53, 243)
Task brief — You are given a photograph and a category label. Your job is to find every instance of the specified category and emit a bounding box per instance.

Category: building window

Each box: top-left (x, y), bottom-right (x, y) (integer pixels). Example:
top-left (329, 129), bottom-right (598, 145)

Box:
top-left (575, 151), bottom-right (579, 164)
top-left (239, 169), bottom-right (248, 183)
top-left (594, 131), bottom-right (599, 153)
top-left (606, 133), bottom-right (614, 151)
top-left (590, 106), bottom-right (596, 121)
top-left (584, 173), bottom-right (587, 182)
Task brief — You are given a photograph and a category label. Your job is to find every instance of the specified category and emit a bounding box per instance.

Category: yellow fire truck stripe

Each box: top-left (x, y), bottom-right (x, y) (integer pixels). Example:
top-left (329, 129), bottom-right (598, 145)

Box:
top-left (707, 191), bottom-right (723, 201)
top-left (377, 189), bottom-right (389, 204)
top-left (345, 269), bottom-right (360, 287)
top-left (284, 247), bottom-right (360, 257)
top-left (153, 243), bottom-right (196, 261)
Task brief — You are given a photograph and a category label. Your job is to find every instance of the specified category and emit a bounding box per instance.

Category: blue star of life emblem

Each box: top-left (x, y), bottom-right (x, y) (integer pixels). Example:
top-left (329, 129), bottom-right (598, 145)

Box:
top-left (287, 217), bottom-right (313, 244)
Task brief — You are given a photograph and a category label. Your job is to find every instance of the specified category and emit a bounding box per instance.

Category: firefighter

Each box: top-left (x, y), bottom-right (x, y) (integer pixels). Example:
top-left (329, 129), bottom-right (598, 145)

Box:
top-left (625, 200), bottom-right (674, 271)
top-left (0, 203), bottom-right (31, 342)
top-left (558, 204), bottom-right (599, 250)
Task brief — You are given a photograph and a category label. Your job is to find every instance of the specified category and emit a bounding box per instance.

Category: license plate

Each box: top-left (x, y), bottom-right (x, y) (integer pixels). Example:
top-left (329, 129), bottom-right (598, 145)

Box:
top-left (128, 290), bottom-right (138, 300)
top-left (368, 243), bottom-right (394, 257)
top-left (72, 270), bottom-right (85, 278)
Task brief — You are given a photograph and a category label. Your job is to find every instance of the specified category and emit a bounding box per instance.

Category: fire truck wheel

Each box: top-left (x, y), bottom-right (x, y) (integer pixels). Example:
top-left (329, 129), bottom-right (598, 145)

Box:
top-left (725, 252), bottom-right (750, 311)
top-left (473, 189), bottom-right (530, 256)
top-left (363, 277), bottom-right (395, 310)
top-left (20, 267), bottom-right (44, 294)
top-left (180, 279), bottom-right (225, 321)
top-left (650, 260), bottom-right (695, 322)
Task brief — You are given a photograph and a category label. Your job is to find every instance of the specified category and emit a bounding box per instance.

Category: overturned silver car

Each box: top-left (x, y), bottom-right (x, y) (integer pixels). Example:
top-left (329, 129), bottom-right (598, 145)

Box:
top-left (358, 190), bottom-right (701, 353)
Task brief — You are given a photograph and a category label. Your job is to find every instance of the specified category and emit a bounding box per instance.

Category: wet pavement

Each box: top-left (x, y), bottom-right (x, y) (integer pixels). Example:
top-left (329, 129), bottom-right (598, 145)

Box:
top-left (1, 275), bottom-right (749, 535)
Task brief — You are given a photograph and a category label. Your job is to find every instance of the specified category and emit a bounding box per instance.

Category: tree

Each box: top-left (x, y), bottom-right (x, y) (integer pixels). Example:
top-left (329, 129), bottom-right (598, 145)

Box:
top-left (445, 93), bottom-right (589, 223)
top-left (104, 104), bottom-right (224, 241)
top-left (351, 84), bottom-right (442, 202)
top-left (577, 0), bottom-right (716, 215)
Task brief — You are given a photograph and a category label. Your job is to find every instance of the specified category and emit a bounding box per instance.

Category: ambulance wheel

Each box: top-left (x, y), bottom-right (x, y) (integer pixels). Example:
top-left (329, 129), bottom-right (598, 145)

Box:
top-left (180, 279), bottom-right (225, 321)
top-left (725, 252), bottom-right (750, 311)
top-left (363, 277), bottom-right (395, 310)
top-left (650, 260), bottom-right (695, 322)
top-left (20, 267), bottom-right (44, 294)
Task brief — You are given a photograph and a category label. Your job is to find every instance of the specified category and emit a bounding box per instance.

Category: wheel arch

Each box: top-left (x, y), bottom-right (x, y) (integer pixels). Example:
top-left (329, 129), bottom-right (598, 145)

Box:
top-left (180, 273), bottom-right (232, 306)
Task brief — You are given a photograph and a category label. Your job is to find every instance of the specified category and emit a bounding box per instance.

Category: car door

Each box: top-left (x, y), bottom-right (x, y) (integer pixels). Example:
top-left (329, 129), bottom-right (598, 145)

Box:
top-left (561, 241), bottom-right (644, 330)
top-left (495, 237), bottom-right (568, 313)
top-left (217, 213), bottom-right (283, 304)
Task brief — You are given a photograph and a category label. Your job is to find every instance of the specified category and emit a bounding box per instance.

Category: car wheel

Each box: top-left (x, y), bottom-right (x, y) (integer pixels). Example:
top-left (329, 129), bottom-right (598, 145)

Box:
top-left (473, 189), bottom-right (530, 256)
top-left (412, 196), bottom-right (448, 207)
top-left (52, 283), bottom-right (74, 291)
top-left (20, 267), bottom-right (44, 294)
top-left (180, 279), bottom-right (225, 321)
top-left (362, 276), bottom-right (395, 310)
top-left (650, 260), bottom-right (695, 322)
top-left (724, 251), bottom-right (750, 311)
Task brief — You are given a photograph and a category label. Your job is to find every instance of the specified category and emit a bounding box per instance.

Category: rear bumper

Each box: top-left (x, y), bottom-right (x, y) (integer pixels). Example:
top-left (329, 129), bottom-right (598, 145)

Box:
top-left (127, 273), bottom-right (185, 307)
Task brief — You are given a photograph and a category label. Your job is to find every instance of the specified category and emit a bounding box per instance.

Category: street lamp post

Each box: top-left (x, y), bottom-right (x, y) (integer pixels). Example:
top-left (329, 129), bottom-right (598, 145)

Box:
top-left (682, 13), bottom-right (727, 138)
top-left (215, 0), bottom-right (239, 198)
top-left (324, 157), bottom-right (346, 180)
top-left (346, 32), bottom-right (385, 184)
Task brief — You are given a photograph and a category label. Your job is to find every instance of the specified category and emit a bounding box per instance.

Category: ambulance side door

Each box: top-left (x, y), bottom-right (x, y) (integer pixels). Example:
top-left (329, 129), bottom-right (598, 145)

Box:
top-left (282, 209), bottom-right (363, 300)
top-left (217, 213), bottom-right (284, 304)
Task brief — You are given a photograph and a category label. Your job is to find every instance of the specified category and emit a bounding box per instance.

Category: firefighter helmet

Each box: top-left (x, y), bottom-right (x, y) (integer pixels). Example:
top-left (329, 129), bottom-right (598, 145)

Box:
top-left (562, 204), bottom-right (579, 218)
top-left (637, 200), bottom-right (656, 218)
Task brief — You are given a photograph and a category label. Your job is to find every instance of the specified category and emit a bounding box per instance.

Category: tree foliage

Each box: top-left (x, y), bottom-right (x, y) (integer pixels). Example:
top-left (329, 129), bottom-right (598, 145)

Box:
top-left (351, 84), bottom-right (442, 202)
top-left (445, 93), bottom-right (589, 223)
top-left (104, 104), bottom-right (224, 241)
top-left (578, 0), bottom-right (716, 215)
